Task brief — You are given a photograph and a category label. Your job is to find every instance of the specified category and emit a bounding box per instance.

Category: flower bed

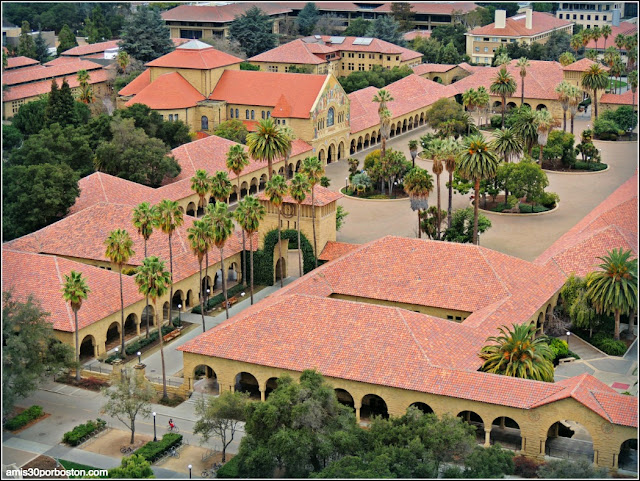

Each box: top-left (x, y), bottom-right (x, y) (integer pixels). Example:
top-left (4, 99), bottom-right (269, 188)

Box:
top-left (4, 405), bottom-right (44, 431)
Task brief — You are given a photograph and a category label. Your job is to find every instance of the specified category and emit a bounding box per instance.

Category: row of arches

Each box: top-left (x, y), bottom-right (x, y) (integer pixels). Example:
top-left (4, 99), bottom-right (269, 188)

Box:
top-left (188, 365), bottom-right (637, 472)
top-left (350, 111), bottom-right (427, 155)
top-left (490, 101), bottom-right (548, 112)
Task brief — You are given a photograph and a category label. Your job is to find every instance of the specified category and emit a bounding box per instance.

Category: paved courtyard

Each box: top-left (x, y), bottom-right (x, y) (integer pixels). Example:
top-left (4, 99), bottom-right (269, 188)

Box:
top-left (326, 116), bottom-right (638, 261)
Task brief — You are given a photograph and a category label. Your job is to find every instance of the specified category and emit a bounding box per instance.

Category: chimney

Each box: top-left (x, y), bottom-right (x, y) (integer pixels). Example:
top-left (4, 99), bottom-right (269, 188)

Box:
top-left (612, 9), bottom-right (621, 27)
top-left (495, 9), bottom-right (506, 29)
top-left (525, 8), bottom-right (533, 30)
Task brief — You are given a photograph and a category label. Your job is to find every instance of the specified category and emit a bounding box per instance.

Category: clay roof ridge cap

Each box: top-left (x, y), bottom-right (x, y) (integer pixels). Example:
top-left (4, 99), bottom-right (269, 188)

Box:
top-left (576, 379), bottom-right (615, 424)
top-left (548, 257), bottom-right (569, 279)
top-left (395, 308), bottom-right (432, 365)
top-left (476, 245), bottom-right (512, 297)
top-left (97, 172), bottom-right (109, 203)
top-left (54, 256), bottom-right (75, 331)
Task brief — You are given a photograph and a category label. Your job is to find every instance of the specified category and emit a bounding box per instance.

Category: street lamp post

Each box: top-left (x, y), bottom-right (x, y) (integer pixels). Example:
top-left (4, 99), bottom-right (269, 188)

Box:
top-left (566, 331), bottom-right (571, 350)
top-left (114, 347), bottom-right (119, 359)
top-left (345, 177), bottom-right (349, 191)
top-left (177, 303), bottom-right (182, 325)
top-left (152, 412), bottom-right (157, 442)
top-left (137, 351), bottom-right (142, 365)
top-left (188, 465), bottom-right (192, 479)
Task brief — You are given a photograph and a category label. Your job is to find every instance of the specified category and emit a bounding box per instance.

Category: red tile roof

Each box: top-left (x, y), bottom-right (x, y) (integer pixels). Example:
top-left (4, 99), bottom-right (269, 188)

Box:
top-left (412, 63), bottom-right (458, 75)
top-left (209, 70), bottom-right (327, 118)
top-left (313, 35), bottom-right (422, 62)
top-left (285, 2), bottom-right (477, 15)
top-left (5, 56), bottom-right (39, 69)
top-left (162, 3), bottom-right (292, 23)
top-left (318, 241), bottom-right (360, 261)
top-left (146, 44), bottom-right (243, 70)
top-left (125, 72), bottom-right (205, 109)
top-left (563, 57), bottom-right (609, 72)
top-left (601, 90), bottom-right (634, 106)
top-left (257, 184), bottom-right (342, 207)
top-left (249, 39), bottom-right (328, 65)
top-left (3, 69), bottom-right (110, 102)
top-left (60, 40), bottom-right (120, 57)
top-left (535, 172), bottom-right (638, 277)
top-left (585, 22), bottom-right (637, 50)
top-left (348, 74), bottom-right (455, 133)
top-left (241, 120), bottom-right (259, 131)
top-left (44, 56), bottom-right (89, 66)
top-left (2, 60), bottom-right (104, 86)
top-left (118, 68), bottom-right (152, 96)
top-left (404, 30), bottom-right (431, 41)
top-left (469, 11), bottom-right (572, 37)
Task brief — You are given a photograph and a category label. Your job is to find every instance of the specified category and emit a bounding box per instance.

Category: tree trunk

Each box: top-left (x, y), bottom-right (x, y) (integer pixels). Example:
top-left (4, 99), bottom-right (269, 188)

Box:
top-left (570, 113), bottom-right (575, 135)
top-left (267, 159), bottom-right (273, 181)
top-left (199, 259), bottom-right (205, 332)
top-left (74, 310), bottom-right (80, 381)
top-left (539, 142), bottom-right (544, 164)
top-left (250, 234), bottom-right (255, 305)
top-left (130, 418), bottom-right (135, 445)
top-left (311, 186), bottom-right (318, 268)
top-left (204, 251), bottom-right (209, 312)
top-left (297, 204), bottom-right (303, 277)
top-left (144, 239), bottom-right (150, 339)
top-left (563, 110), bottom-right (567, 132)
top-left (119, 270), bottom-right (125, 355)
top-left (168, 232), bottom-right (173, 328)
top-left (447, 171), bottom-right (453, 229)
top-left (614, 309), bottom-right (620, 341)
top-left (417, 210), bottom-right (421, 238)
top-left (221, 247), bottom-right (229, 319)
top-left (436, 173), bottom-right (441, 240)
top-left (521, 77), bottom-right (525, 106)
top-left (239, 178), bottom-right (247, 287)
top-left (501, 96), bottom-right (506, 128)
top-left (381, 136), bottom-right (386, 162)
top-left (593, 89), bottom-right (599, 119)
top-left (277, 211), bottom-right (284, 288)
top-left (629, 308), bottom-right (636, 339)
top-left (473, 179), bottom-right (480, 245)
top-left (157, 301), bottom-right (168, 401)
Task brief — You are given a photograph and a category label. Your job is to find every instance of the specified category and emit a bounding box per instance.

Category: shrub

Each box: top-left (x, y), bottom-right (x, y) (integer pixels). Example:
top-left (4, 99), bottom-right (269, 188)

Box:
top-left (124, 325), bottom-right (175, 355)
top-left (574, 161), bottom-right (607, 171)
top-left (62, 418), bottom-right (107, 446)
top-left (490, 115), bottom-right (503, 129)
top-left (192, 283), bottom-right (248, 314)
top-left (78, 377), bottom-right (110, 390)
top-left (593, 118), bottom-right (619, 139)
top-left (514, 455), bottom-right (541, 478)
top-left (5, 405), bottom-right (44, 431)
top-left (216, 456), bottom-right (241, 478)
top-left (537, 458), bottom-right (607, 478)
top-left (135, 433), bottom-right (183, 462)
top-left (463, 444), bottom-right (515, 478)
top-left (517, 204), bottom-right (549, 213)
top-left (602, 105), bottom-right (637, 132)
top-left (538, 191), bottom-right (559, 208)
top-left (108, 454), bottom-right (154, 478)
top-left (597, 338), bottom-right (627, 356)
top-left (441, 465), bottom-right (465, 478)
top-left (547, 337), bottom-right (569, 359)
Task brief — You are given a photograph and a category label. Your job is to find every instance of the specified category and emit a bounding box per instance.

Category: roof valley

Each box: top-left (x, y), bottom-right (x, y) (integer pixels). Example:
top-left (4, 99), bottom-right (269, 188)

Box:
top-left (395, 308), bottom-right (432, 365)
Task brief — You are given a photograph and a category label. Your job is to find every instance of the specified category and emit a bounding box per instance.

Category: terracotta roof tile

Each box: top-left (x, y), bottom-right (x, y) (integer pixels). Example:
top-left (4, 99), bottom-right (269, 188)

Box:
top-left (118, 68), bottom-right (151, 96)
top-left (318, 241), bottom-right (360, 261)
top-left (44, 57), bottom-right (89, 66)
top-left (404, 30), bottom-right (431, 41)
top-left (2, 60), bottom-right (103, 86)
top-left (5, 56), bottom-right (39, 69)
top-left (249, 39), bottom-right (327, 65)
top-left (469, 11), bottom-right (572, 37)
top-left (412, 63), bottom-right (457, 74)
top-left (146, 44), bottom-right (243, 70)
top-left (60, 40), bottom-right (120, 57)
top-left (125, 72), bottom-right (205, 109)
top-left (584, 22), bottom-right (637, 50)
top-left (3, 69), bottom-right (110, 102)
top-left (563, 57), bottom-right (609, 72)
top-left (209, 70), bottom-right (327, 118)
top-left (284, 2), bottom-right (477, 15)
top-left (257, 184), bottom-right (342, 207)
top-left (161, 3), bottom-right (292, 23)
top-left (600, 90), bottom-right (634, 106)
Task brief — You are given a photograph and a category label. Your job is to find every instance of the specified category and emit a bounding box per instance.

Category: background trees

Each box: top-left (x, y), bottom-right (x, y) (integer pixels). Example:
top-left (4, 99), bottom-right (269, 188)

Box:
top-left (119, 7), bottom-right (174, 63)
top-left (229, 6), bottom-right (277, 58)
top-left (368, 15), bottom-right (405, 46)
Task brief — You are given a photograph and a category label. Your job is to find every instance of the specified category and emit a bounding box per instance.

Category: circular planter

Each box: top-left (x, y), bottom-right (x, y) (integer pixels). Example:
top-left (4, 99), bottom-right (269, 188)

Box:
top-left (340, 187), bottom-right (408, 202)
top-left (542, 164), bottom-right (610, 175)
top-left (472, 200), bottom-right (560, 217)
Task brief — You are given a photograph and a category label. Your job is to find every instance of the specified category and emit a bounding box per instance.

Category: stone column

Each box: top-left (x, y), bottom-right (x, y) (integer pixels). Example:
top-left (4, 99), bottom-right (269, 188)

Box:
top-left (93, 342), bottom-right (99, 357)
top-left (500, 417), bottom-right (505, 429)
top-left (355, 402), bottom-right (361, 423)
top-left (484, 428), bottom-right (492, 447)
top-left (134, 364), bottom-right (146, 381)
top-left (260, 389), bottom-right (266, 402)
top-left (136, 320), bottom-right (141, 336)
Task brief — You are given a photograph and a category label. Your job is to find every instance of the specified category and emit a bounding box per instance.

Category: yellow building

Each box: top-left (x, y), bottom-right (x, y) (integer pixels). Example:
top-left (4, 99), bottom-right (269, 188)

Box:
top-left (466, 9), bottom-right (573, 66)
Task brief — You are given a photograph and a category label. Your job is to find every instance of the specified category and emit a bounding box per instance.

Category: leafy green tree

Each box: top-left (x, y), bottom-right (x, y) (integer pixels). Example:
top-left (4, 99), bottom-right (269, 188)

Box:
top-left (425, 98), bottom-right (469, 133)
top-left (430, 24), bottom-right (467, 56)
top-left (236, 370), bottom-right (361, 478)
top-left (507, 158), bottom-right (550, 206)
top-left (108, 454), bottom-right (154, 479)
top-left (558, 51), bottom-right (576, 67)
top-left (410, 36), bottom-right (441, 63)
top-left (2, 125), bottom-right (23, 152)
top-left (537, 458), bottom-right (608, 478)
top-left (57, 24), bottom-right (79, 55)
top-left (33, 31), bottom-right (51, 63)
top-left (336, 205), bottom-right (348, 231)
top-left (344, 18), bottom-right (372, 37)
top-left (194, 391), bottom-right (248, 463)
top-left (569, 276), bottom-right (599, 338)
top-left (443, 207), bottom-right (491, 243)
top-left (296, 2), bottom-right (320, 36)
top-left (586, 248), bottom-right (638, 340)
top-left (229, 6), bottom-right (277, 58)
top-left (156, 119), bottom-right (191, 149)
top-left (234, 196), bottom-right (266, 304)
top-left (94, 117), bottom-right (181, 187)
top-left (437, 41), bottom-right (462, 64)
top-left (543, 30), bottom-right (572, 62)
top-left (119, 7), bottom-right (174, 62)
top-left (61, 270), bottom-right (91, 381)
top-left (3, 163), bottom-right (80, 240)
top-left (367, 15), bottom-right (405, 46)
top-left (104, 230), bottom-right (135, 354)
top-left (206, 202), bottom-right (235, 319)
top-left (463, 444), bottom-right (515, 478)
top-left (2, 292), bottom-right (75, 416)
top-left (101, 367), bottom-right (155, 444)
top-left (44, 78), bottom-right (78, 128)
top-left (18, 21), bottom-right (36, 59)
top-left (602, 105), bottom-right (638, 132)
top-left (214, 119), bottom-right (249, 144)
top-left (83, 5), bottom-right (112, 43)
top-left (117, 103), bottom-right (190, 148)
top-left (390, 2), bottom-right (415, 32)
top-left (480, 323), bottom-right (555, 382)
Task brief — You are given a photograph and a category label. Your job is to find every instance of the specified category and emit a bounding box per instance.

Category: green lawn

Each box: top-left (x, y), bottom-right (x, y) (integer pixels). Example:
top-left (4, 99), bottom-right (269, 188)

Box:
top-left (59, 460), bottom-right (109, 478)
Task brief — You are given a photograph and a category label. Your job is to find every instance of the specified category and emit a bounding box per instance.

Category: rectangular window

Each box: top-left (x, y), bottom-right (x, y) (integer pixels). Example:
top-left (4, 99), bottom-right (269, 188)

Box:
top-left (12, 99), bottom-right (25, 114)
top-left (587, 14), bottom-right (591, 20)
top-left (358, 63), bottom-right (365, 70)
top-left (559, 13), bottom-right (563, 19)
top-left (369, 53), bottom-right (374, 59)
top-left (261, 111), bottom-right (265, 119)
top-left (455, 316), bottom-right (462, 321)
top-left (348, 62), bottom-right (354, 70)
top-left (491, 37), bottom-right (497, 42)
top-left (595, 15), bottom-right (599, 20)
top-left (230, 109), bottom-right (234, 118)
top-left (580, 14), bottom-right (584, 19)
top-left (447, 315), bottom-right (454, 320)
top-left (379, 54), bottom-right (382, 59)
top-left (573, 14), bottom-right (577, 19)
top-left (268, 65), bottom-right (278, 72)
top-left (387, 56), bottom-right (390, 61)
top-left (603, 15), bottom-right (607, 20)
top-left (395, 56), bottom-right (399, 61)
top-left (475, 47), bottom-right (479, 52)
top-left (484, 47), bottom-right (488, 52)
top-left (483, 37), bottom-right (489, 41)
top-left (358, 53), bottom-right (364, 58)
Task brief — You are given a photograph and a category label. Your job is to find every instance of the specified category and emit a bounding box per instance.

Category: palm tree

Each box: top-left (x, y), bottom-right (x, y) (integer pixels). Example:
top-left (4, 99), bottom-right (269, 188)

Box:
top-left (190, 170), bottom-right (210, 217)
top-left (116, 50), bottom-right (130, 73)
top-left (586, 49), bottom-right (598, 61)
top-left (279, 126), bottom-right (296, 179)
top-left (206, 172), bottom-right (232, 304)
top-left (629, 70), bottom-right (638, 113)
top-left (457, 134), bottom-right (499, 245)
top-left (476, 87), bottom-right (490, 127)
top-left (533, 109), bottom-right (555, 164)
top-left (104, 229), bottom-right (135, 355)
top-left (586, 248), bottom-right (638, 341)
top-left (462, 88), bottom-right (478, 131)
top-left (592, 26), bottom-right (601, 51)
top-left (511, 105), bottom-right (537, 156)
top-left (479, 323), bottom-right (555, 382)
top-left (226, 145), bottom-right (250, 287)
top-left (408, 139), bottom-right (418, 168)
top-left (582, 29), bottom-right (592, 50)
top-left (156, 199), bottom-right (184, 327)
top-left (604, 47), bottom-right (618, 91)
top-left (566, 84), bottom-right (583, 135)
top-left (300, 156), bottom-right (323, 267)
top-left (625, 35), bottom-right (637, 72)
top-left (581, 63), bottom-right (609, 120)
top-left (601, 24), bottom-right (612, 51)
top-left (422, 141), bottom-right (445, 240)
top-left (62, 271), bottom-right (90, 381)
top-left (516, 57), bottom-right (529, 106)
top-left (134, 256), bottom-right (171, 401)
top-left (187, 220), bottom-right (212, 333)
top-left (206, 202), bottom-right (234, 319)
top-left (372, 89), bottom-right (394, 159)
top-left (403, 167), bottom-right (434, 238)
top-left (615, 33), bottom-right (627, 57)
top-left (570, 33), bottom-right (583, 54)
top-left (265, 175), bottom-right (288, 288)
top-left (555, 81), bottom-right (571, 132)
top-left (494, 52), bottom-right (511, 67)
top-left (558, 51), bottom-right (576, 67)
top-left (491, 127), bottom-right (522, 164)
top-left (246, 118), bottom-right (291, 181)
top-left (289, 173), bottom-right (310, 277)
top-left (610, 57), bottom-right (625, 95)
top-left (234, 196), bottom-right (266, 305)
top-left (490, 67), bottom-right (517, 128)
top-left (442, 138), bottom-right (459, 228)
top-left (378, 108), bottom-right (392, 165)
top-left (132, 202), bottom-right (158, 338)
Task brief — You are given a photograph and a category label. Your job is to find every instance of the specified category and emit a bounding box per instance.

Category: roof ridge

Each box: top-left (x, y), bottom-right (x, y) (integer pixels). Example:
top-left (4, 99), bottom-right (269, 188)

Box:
top-left (54, 256), bottom-right (75, 331)
top-left (584, 388), bottom-right (614, 423)
top-left (395, 308), bottom-right (432, 365)
top-left (97, 172), bottom-right (108, 203)
top-left (476, 246), bottom-right (513, 297)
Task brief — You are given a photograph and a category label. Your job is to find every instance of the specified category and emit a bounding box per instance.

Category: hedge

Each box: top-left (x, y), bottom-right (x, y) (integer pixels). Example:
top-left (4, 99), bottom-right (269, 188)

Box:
top-left (573, 161), bottom-right (608, 171)
top-left (589, 332), bottom-right (628, 356)
top-left (192, 283), bottom-right (247, 315)
top-left (250, 229), bottom-right (316, 286)
top-left (62, 418), bottom-right (107, 446)
top-left (5, 405), bottom-right (44, 430)
top-left (135, 433), bottom-right (183, 462)
top-left (124, 324), bottom-right (176, 356)
top-left (216, 456), bottom-right (240, 478)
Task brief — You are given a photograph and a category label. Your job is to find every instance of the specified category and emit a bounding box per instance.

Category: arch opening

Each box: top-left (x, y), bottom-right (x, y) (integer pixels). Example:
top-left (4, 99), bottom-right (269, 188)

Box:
top-left (235, 372), bottom-right (260, 400)
top-left (105, 322), bottom-right (120, 350)
top-left (458, 410), bottom-right (485, 444)
top-left (335, 388), bottom-right (355, 411)
top-left (361, 394), bottom-right (388, 421)
top-left (409, 402), bottom-right (434, 414)
top-left (545, 420), bottom-right (594, 462)
top-left (265, 377), bottom-right (279, 399)
top-left (193, 365), bottom-right (219, 395)
top-left (490, 416), bottom-right (522, 451)
top-left (80, 334), bottom-right (96, 359)
top-left (619, 438), bottom-right (638, 472)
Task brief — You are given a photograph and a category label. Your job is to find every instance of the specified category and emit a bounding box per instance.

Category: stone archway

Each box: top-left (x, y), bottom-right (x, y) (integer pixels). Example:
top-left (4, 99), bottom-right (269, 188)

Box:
top-left (350, 139), bottom-right (356, 154)
top-left (545, 420), bottom-right (594, 462)
top-left (390, 124), bottom-right (396, 138)
top-left (249, 177), bottom-right (258, 194)
top-left (172, 290), bottom-right (184, 310)
top-left (80, 334), bottom-right (97, 359)
top-left (536, 312), bottom-right (545, 334)
top-left (163, 301), bottom-right (170, 320)
top-left (105, 322), bottom-right (120, 350)
top-left (536, 103), bottom-right (547, 111)
top-left (186, 202), bottom-right (196, 217)
top-left (186, 289), bottom-right (194, 308)
top-left (335, 388), bottom-right (355, 412)
top-left (356, 137), bottom-right (363, 152)
top-left (409, 402), bottom-right (434, 414)
top-left (395, 124), bottom-right (401, 136)
top-left (458, 410), bottom-right (485, 444)
top-left (507, 102), bottom-right (517, 111)
top-left (227, 262), bottom-right (238, 283)
top-left (124, 313), bottom-right (138, 337)
top-left (361, 394), bottom-right (388, 421)
top-left (318, 149), bottom-right (326, 163)
top-left (235, 371), bottom-right (260, 400)
top-left (259, 174), bottom-right (267, 191)
top-left (338, 141), bottom-right (344, 160)
top-left (523, 103), bottom-right (531, 109)
top-left (328, 144), bottom-right (336, 163)
top-left (240, 181), bottom-right (249, 199)
top-left (619, 438), bottom-right (638, 472)
top-left (433, 76), bottom-right (442, 84)
top-left (192, 364), bottom-right (219, 395)
top-left (490, 416), bottom-right (523, 451)
top-left (141, 304), bottom-right (155, 330)
top-left (265, 377), bottom-right (279, 399)
top-left (364, 134), bottom-right (370, 149)
top-left (275, 257), bottom-right (286, 281)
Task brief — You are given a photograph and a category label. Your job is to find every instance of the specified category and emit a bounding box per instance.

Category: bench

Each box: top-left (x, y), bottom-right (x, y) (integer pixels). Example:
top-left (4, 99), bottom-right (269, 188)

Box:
top-left (162, 329), bottom-right (181, 342)
top-left (558, 357), bottom-right (576, 364)
top-left (218, 295), bottom-right (240, 310)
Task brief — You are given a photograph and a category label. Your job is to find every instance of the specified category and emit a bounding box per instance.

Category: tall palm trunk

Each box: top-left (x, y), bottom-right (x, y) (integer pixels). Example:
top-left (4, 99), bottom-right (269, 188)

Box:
top-left (297, 204), bottom-right (303, 277)
top-left (168, 233), bottom-right (173, 328)
top-left (277, 211), bottom-right (284, 288)
top-left (417, 209), bottom-right (421, 238)
top-left (436, 173), bottom-right (441, 240)
top-left (238, 178), bottom-right (246, 287)
top-left (521, 76), bottom-right (525, 106)
top-left (144, 240), bottom-right (150, 338)
top-left (119, 270), bottom-right (125, 355)
top-left (198, 258), bottom-right (205, 332)
top-left (563, 109), bottom-right (567, 132)
top-left (593, 89), bottom-right (599, 119)
top-left (204, 252), bottom-right (209, 312)
top-left (267, 160), bottom-right (273, 181)
top-left (473, 179), bottom-right (480, 245)
top-left (311, 187), bottom-right (318, 268)
top-left (220, 247), bottom-right (229, 319)
top-left (539, 141), bottom-right (544, 164)
top-left (155, 300), bottom-right (168, 401)
top-left (501, 95), bottom-right (506, 128)
top-left (614, 309), bottom-right (620, 341)
top-left (570, 112), bottom-right (575, 135)
top-left (250, 234), bottom-right (255, 305)
top-left (74, 311), bottom-right (80, 381)
top-left (447, 170), bottom-right (453, 228)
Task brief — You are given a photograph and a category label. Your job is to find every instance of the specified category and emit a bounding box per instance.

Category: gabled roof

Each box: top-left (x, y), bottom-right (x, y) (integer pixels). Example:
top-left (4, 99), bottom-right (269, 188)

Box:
top-left (209, 70), bottom-right (327, 118)
top-left (404, 30), bottom-right (431, 41)
top-left (318, 241), bottom-right (360, 261)
top-left (3, 69), bottom-right (110, 102)
top-left (145, 44), bottom-right (243, 70)
top-left (412, 63), bottom-right (459, 74)
top-left (257, 184), bottom-right (342, 207)
top-left (2, 60), bottom-right (103, 86)
top-left (310, 35), bottom-right (422, 62)
top-left (60, 40), bottom-right (120, 57)
top-left (535, 172), bottom-right (638, 278)
top-left (161, 3), bottom-right (292, 23)
top-left (5, 56), bottom-right (39, 70)
top-left (600, 89), bottom-right (634, 106)
top-left (118, 68), bottom-right (151, 97)
top-left (469, 11), bottom-right (572, 37)
top-left (125, 72), bottom-right (205, 109)
top-left (248, 39), bottom-right (328, 65)
top-left (284, 2), bottom-right (477, 15)
top-left (563, 57), bottom-right (609, 72)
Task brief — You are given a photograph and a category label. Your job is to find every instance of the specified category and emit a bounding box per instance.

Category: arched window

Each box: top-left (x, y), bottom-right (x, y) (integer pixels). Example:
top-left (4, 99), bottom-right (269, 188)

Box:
top-left (251, 110), bottom-right (255, 119)
top-left (201, 116), bottom-right (209, 130)
top-left (327, 107), bottom-right (335, 127)
top-left (267, 111), bottom-right (271, 118)
top-left (235, 108), bottom-right (239, 118)
top-left (246, 109), bottom-right (249, 119)
top-left (262, 111), bottom-right (265, 119)
top-left (230, 109), bottom-right (234, 118)
top-left (168, 114), bottom-right (174, 122)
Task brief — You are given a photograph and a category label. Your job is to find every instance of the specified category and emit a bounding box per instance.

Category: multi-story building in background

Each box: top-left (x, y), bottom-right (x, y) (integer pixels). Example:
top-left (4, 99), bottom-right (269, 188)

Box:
top-left (556, 2), bottom-right (631, 29)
